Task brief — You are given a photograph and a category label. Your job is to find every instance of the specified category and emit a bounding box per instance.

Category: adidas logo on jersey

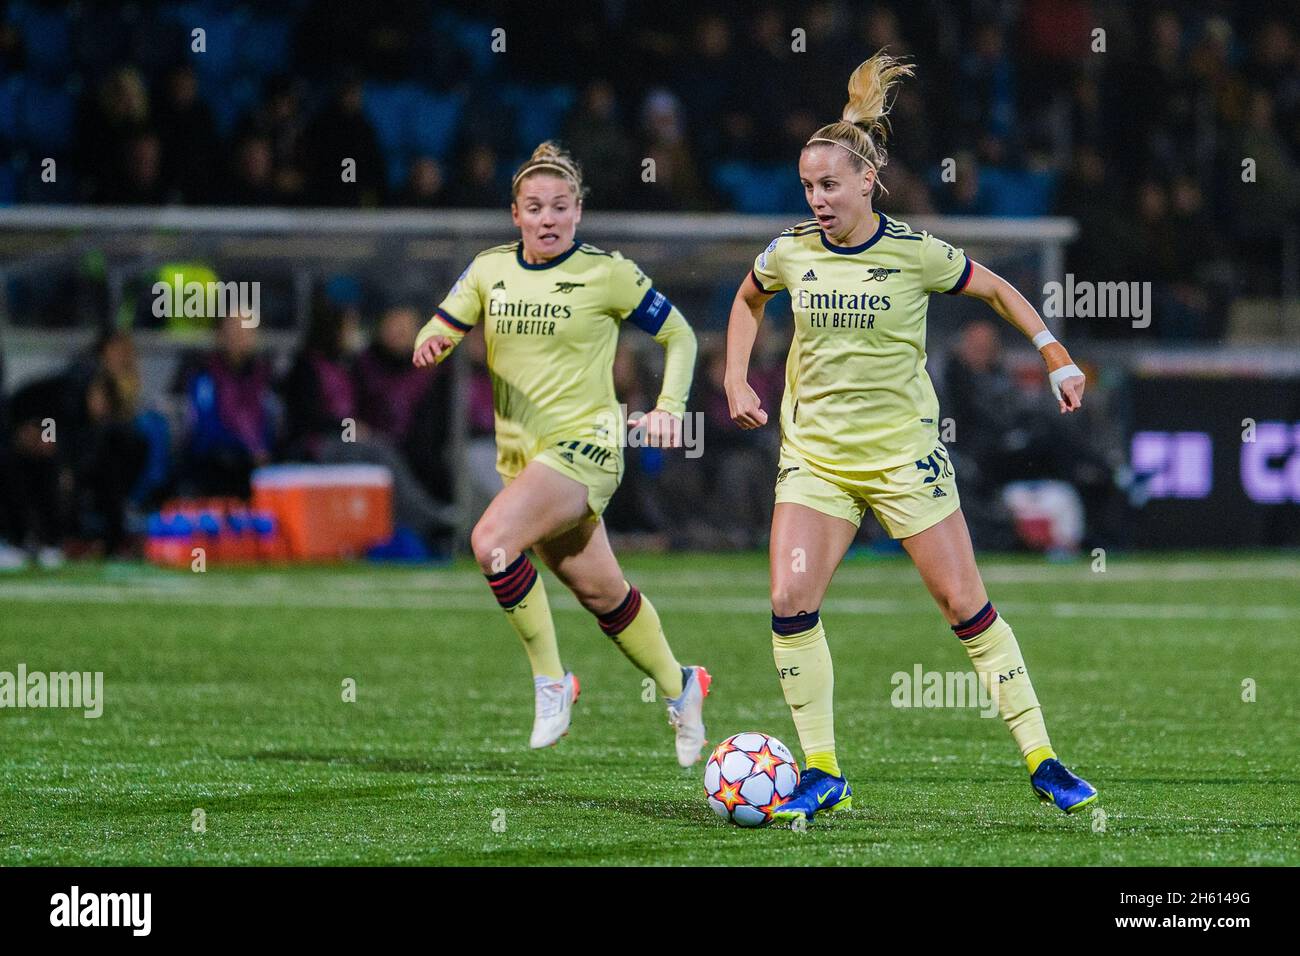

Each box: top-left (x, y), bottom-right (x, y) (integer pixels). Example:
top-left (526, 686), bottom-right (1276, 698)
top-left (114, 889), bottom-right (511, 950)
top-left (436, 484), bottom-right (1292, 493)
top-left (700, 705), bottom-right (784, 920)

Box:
top-left (932, 486), bottom-right (947, 498)
top-left (560, 451), bottom-right (575, 463)
top-left (492, 280), bottom-right (506, 290)
top-left (801, 269), bottom-right (817, 281)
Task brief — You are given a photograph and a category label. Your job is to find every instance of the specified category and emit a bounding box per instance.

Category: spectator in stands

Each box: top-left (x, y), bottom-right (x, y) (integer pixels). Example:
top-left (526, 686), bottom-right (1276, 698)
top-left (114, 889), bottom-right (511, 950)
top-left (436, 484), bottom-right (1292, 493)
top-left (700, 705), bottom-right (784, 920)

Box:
top-left (179, 312), bottom-right (276, 497)
top-left (237, 74), bottom-right (308, 204)
top-left (282, 297), bottom-right (455, 540)
top-left (355, 305), bottom-right (433, 444)
top-left (300, 74), bottom-right (385, 207)
top-left (942, 319), bottom-right (1123, 550)
top-left (0, 369), bottom-right (76, 567)
top-left (224, 134), bottom-right (279, 206)
top-left (67, 369), bottom-right (148, 556)
top-left (155, 64), bottom-right (220, 204)
top-left (398, 156), bottom-right (446, 207)
top-left (442, 142), bottom-right (504, 208)
top-left (636, 88), bottom-right (711, 211)
top-left (357, 303), bottom-right (457, 522)
top-left (90, 329), bottom-right (171, 512)
top-left (77, 64), bottom-right (151, 203)
top-left (564, 80), bottom-right (635, 208)
top-left (280, 296), bottom-right (361, 460)
top-left (100, 131), bottom-right (168, 205)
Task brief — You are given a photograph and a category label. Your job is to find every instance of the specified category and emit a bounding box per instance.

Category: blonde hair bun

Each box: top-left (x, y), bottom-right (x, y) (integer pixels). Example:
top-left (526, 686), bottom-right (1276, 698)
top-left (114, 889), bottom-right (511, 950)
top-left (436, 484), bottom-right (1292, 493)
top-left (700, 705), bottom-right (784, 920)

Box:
top-left (511, 140), bottom-right (587, 199)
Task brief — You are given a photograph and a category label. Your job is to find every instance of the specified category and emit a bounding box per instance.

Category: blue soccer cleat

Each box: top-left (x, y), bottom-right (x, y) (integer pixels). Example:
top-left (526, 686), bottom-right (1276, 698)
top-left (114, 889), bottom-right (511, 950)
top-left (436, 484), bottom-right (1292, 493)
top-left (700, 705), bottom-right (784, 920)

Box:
top-left (769, 767), bottom-right (852, 825)
top-left (1031, 758), bottom-right (1098, 814)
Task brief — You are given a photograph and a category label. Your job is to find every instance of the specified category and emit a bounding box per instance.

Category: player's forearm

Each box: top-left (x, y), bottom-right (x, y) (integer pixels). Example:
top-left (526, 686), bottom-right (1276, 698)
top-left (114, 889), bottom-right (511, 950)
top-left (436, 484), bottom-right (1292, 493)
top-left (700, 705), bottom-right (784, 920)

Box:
top-left (414, 315), bottom-right (466, 359)
top-left (966, 263), bottom-right (1083, 401)
top-left (982, 273), bottom-right (1048, 343)
top-left (725, 287), bottom-right (763, 384)
top-left (652, 308), bottom-right (697, 416)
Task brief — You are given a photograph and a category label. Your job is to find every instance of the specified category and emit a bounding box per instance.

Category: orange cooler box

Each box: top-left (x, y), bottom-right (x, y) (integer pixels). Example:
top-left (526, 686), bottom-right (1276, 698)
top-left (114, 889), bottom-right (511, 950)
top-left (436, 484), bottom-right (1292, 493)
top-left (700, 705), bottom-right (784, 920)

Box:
top-left (251, 464), bottom-right (393, 560)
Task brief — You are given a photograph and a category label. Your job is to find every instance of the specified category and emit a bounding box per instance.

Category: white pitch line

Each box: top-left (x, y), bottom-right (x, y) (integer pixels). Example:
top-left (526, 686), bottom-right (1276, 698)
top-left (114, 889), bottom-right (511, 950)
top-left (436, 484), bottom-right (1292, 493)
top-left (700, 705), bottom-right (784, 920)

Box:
top-left (47, 558), bottom-right (1300, 595)
top-left (0, 581), bottom-right (1293, 622)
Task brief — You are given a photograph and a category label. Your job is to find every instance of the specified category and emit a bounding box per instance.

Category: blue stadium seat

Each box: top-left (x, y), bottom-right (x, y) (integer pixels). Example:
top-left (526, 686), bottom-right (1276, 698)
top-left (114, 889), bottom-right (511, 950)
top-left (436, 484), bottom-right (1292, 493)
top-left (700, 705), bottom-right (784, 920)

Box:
top-left (714, 162), bottom-right (804, 214)
top-left (9, 1), bottom-right (72, 80)
top-left (236, 16), bottom-right (293, 80)
top-left (979, 167), bottom-right (1059, 217)
top-left (0, 160), bottom-right (17, 206)
top-left (407, 90), bottom-right (464, 160)
top-left (385, 152), bottom-right (409, 194)
top-left (19, 80), bottom-right (75, 154)
top-left (201, 74), bottom-right (260, 138)
top-left (499, 84), bottom-right (575, 154)
top-left (363, 83), bottom-right (420, 158)
top-left (431, 11), bottom-right (499, 77)
top-left (0, 77), bottom-right (21, 145)
top-left (166, 3), bottom-right (242, 84)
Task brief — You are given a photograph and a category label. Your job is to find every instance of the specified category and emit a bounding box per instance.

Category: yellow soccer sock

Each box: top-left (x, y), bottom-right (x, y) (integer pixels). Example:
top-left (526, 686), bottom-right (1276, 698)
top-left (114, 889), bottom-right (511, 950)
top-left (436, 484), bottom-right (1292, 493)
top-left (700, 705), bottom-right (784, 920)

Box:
top-left (952, 602), bottom-right (1053, 760)
top-left (772, 611), bottom-right (836, 762)
top-left (486, 553), bottom-right (563, 680)
top-left (806, 751), bottom-right (841, 777)
top-left (1025, 745), bottom-right (1057, 775)
top-left (598, 584), bottom-right (684, 698)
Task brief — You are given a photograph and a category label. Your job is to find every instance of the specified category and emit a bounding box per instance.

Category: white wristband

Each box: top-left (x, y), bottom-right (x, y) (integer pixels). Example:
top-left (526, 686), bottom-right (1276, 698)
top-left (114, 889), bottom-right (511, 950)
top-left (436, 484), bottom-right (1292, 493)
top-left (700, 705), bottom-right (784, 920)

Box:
top-left (1032, 329), bottom-right (1057, 349)
top-left (1047, 363), bottom-right (1083, 401)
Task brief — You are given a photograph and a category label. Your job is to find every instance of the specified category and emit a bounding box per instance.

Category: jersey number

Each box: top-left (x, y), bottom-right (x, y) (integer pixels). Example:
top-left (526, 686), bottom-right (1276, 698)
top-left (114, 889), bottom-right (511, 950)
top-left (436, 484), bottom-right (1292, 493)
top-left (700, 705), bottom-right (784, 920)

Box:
top-left (914, 446), bottom-right (953, 484)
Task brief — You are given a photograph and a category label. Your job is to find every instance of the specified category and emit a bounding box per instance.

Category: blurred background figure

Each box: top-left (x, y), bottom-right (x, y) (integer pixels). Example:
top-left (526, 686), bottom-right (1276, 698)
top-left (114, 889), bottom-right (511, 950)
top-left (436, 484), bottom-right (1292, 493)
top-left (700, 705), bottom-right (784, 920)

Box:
top-left (281, 296), bottom-right (455, 548)
top-left (942, 319), bottom-right (1129, 552)
top-left (177, 312), bottom-right (276, 497)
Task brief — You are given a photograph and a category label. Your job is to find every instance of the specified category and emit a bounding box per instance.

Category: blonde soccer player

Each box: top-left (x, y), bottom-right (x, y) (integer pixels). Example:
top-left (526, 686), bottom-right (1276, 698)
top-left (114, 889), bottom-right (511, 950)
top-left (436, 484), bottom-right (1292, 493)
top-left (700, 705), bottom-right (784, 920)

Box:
top-left (724, 52), bottom-right (1097, 821)
top-left (413, 142), bottom-right (710, 765)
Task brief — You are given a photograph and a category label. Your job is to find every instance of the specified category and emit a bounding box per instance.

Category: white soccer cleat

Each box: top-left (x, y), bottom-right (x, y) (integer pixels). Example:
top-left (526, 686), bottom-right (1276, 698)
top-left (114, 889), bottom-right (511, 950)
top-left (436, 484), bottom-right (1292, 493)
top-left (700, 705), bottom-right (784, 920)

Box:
top-left (529, 672), bottom-right (579, 749)
top-left (666, 665), bottom-right (712, 767)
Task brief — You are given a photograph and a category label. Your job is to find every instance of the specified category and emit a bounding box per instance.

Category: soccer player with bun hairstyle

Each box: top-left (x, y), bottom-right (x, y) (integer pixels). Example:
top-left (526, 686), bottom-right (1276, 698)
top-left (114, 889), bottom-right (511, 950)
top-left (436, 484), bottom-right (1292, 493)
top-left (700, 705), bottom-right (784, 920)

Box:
top-left (725, 52), bottom-right (1096, 822)
top-left (413, 142), bottom-right (710, 764)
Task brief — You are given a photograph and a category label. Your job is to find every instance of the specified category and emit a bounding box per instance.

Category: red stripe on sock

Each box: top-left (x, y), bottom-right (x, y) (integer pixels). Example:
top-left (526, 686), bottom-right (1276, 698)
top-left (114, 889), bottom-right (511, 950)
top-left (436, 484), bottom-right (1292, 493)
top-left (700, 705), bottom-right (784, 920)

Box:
top-left (598, 587), bottom-right (642, 636)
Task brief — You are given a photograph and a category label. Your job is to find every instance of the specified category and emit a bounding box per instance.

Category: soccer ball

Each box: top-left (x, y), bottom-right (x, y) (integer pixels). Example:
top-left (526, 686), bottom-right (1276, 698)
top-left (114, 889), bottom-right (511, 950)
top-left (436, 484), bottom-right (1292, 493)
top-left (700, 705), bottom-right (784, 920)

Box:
top-left (704, 731), bottom-right (800, 827)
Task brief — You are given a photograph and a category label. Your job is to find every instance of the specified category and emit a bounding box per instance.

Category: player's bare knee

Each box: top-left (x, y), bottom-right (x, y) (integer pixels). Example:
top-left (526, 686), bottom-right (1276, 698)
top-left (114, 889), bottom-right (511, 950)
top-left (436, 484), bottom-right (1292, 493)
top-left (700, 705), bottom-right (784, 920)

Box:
top-left (470, 518), bottom-right (511, 572)
top-left (770, 582), bottom-right (815, 619)
top-left (575, 578), bottom-right (627, 616)
top-left (943, 592), bottom-right (987, 627)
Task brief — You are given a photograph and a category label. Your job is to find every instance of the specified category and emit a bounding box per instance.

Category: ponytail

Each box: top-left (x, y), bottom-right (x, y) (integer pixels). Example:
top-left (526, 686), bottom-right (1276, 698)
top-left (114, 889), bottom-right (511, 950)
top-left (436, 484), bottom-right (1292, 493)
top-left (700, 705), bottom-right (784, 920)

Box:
top-left (805, 50), bottom-right (914, 196)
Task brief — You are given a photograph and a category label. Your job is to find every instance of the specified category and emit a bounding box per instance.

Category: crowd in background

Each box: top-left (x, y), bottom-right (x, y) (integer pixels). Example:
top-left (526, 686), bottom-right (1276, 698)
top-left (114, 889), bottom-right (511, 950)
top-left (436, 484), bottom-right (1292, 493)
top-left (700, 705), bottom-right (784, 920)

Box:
top-left (0, 0), bottom-right (1262, 560)
top-left (0, 295), bottom-right (459, 567)
top-left (0, 303), bottom-right (1136, 565)
top-left (2, 1), bottom-right (1300, 337)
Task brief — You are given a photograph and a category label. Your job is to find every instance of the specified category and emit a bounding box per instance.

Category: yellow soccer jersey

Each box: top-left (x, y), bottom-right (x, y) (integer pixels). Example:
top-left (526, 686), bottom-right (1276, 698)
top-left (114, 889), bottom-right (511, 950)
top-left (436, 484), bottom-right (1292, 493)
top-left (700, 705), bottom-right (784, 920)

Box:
top-left (750, 212), bottom-right (972, 472)
top-left (417, 239), bottom-right (692, 476)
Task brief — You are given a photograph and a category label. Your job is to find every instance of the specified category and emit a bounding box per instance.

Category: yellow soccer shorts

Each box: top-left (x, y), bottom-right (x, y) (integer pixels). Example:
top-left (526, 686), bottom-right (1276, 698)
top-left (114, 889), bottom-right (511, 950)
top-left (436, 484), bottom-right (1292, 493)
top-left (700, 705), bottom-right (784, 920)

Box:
top-left (773, 441), bottom-right (961, 539)
top-left (500, 438), bottom-right (624, 519)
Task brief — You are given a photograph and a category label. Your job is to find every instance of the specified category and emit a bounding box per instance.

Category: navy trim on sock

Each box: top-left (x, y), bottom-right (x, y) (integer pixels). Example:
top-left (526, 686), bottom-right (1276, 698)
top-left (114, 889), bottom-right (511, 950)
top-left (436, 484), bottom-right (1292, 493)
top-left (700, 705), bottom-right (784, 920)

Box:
top-left (952, 601), bottom-right (998, 640)
top-left (772, 609), bottom-right (820, 636)
top-left (598, 585), bottom-right (642, 636)
top-left (486, 553), bottom-right (537, 609)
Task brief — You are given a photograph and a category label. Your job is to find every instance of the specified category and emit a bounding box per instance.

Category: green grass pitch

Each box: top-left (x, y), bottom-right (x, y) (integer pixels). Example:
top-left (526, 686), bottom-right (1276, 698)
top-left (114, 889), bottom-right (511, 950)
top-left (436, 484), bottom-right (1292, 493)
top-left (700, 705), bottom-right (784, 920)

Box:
top-left (1, 550), bottom-right (1296, 866)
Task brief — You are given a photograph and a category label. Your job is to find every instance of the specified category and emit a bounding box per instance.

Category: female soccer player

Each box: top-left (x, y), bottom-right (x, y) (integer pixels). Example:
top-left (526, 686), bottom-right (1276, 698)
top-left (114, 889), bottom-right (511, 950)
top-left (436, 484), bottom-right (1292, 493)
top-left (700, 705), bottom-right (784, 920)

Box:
top-left (725, 53), bottom-right (1098, 821)
top-left (413, 142), bottom-right (710, 766)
